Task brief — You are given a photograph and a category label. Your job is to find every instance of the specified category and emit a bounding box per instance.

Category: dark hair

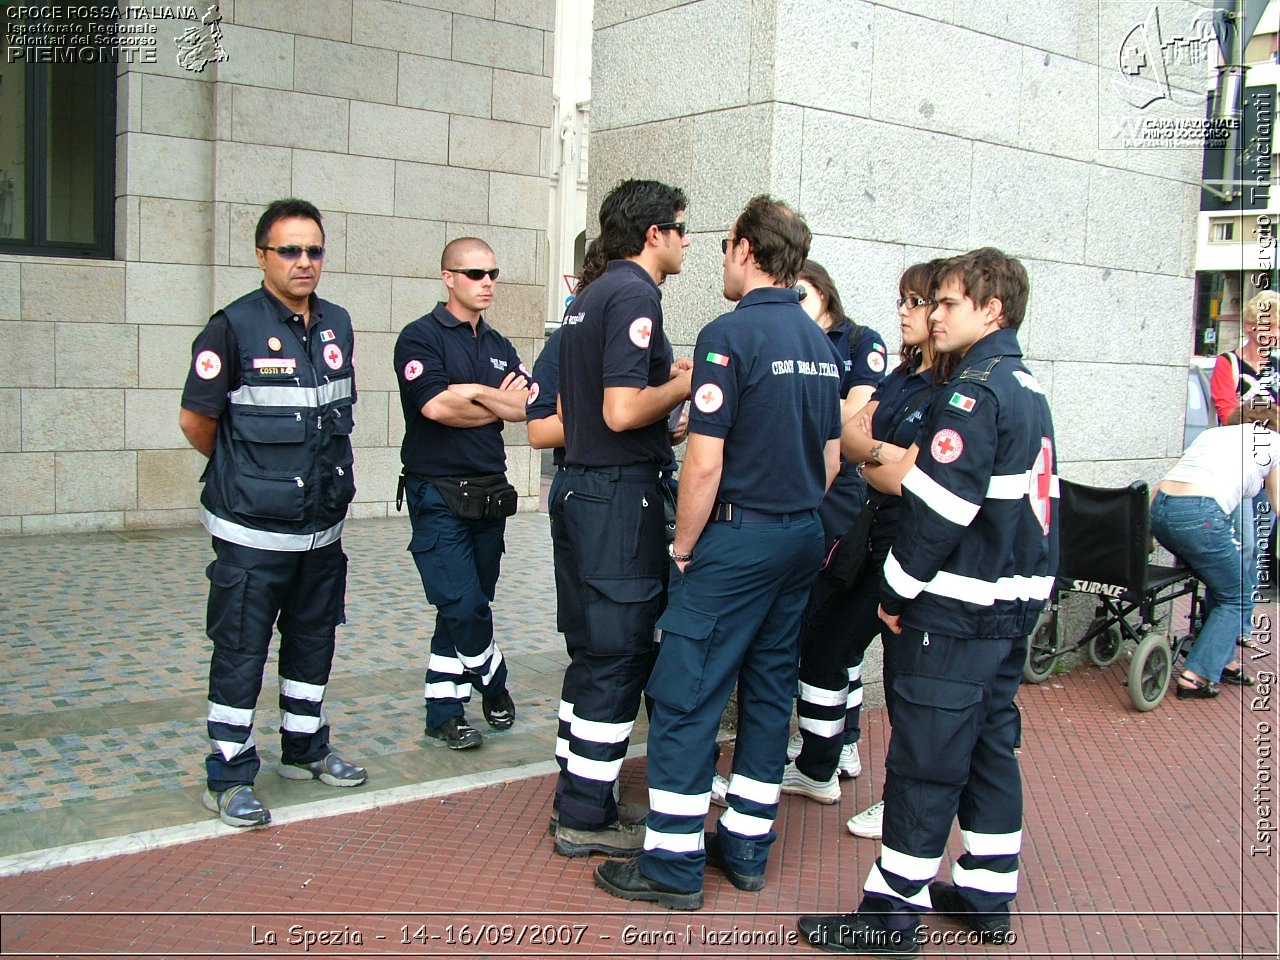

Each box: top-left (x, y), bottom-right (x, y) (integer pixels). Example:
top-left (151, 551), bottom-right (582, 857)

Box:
top-left (576, 236), bottom-right (607, 294)
top-left (895, 258), bottom-right (959, 383)
top-left (935, 247), bottom-right (1030, 330)
top-left (1226, 401), bottom-right (1280, 432)
top-left (440, 236), bottom-right (494, 271)
top-left (733, 195), bottom-right (810, 287)
top-left (799, 260), bottom-right (847, 331)
top-left (594, 179), bottom-right (688, 261)
top-left (255, 198), bottom-right (324, 248)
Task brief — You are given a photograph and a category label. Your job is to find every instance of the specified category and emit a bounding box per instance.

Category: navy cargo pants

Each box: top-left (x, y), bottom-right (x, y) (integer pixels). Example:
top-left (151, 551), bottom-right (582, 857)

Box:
top-left (204, 537), bottom-right (347, 792)
top-left (639, 510), bottom-right (823, 892)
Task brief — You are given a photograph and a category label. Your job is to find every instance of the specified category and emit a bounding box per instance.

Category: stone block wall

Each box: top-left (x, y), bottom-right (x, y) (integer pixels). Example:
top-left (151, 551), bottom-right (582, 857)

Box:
top-left (0, 0), bottom-right (556, 535)
top-left (589, 0), bottom-right (1206, 490)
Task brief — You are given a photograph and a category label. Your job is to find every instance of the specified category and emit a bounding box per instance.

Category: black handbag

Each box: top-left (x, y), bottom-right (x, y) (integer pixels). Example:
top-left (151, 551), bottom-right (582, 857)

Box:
top-left (821, 498), bottom-right (877, 589)
top-left (431, 474), bottom-right (518, 521)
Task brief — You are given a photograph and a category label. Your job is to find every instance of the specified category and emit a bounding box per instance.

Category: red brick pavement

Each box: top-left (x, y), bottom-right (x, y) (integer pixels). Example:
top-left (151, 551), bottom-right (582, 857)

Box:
top-left (1, 660), bottom-right (1276, 959)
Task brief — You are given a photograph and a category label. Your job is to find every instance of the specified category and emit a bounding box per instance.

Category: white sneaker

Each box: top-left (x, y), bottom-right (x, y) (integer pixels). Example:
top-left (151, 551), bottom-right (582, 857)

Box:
top-left (780, 762), bottom-right (841, 804)
top-left (710, 773), bottom-right (729, 808)
top-left (837, 742), bottom-right (862, 779)
top-left (786, 731), bottom-right (803, 760)
top-left (846, 800), bottom-right (884, 838)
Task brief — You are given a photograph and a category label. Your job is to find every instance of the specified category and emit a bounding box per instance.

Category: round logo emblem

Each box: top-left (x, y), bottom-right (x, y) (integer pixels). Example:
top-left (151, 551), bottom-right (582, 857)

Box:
top-left (324, 344), bottom-right (344, 370)
top-left (267, 337), bottom-right (282, 351)
top-left (931, 428), bottom-right (964, 464)
top-left (694, 383), bottom-right (724, 414)
top-left (194, 350), bottom-right (222, 380)
top-left (867, 351), bottom-right (885, 373)
top-left (527, 382), bottom-right (540, 404)
top-left (629, 317), bottom-right (653, 349)
top-left (404, 360), bottom-right (423, 381)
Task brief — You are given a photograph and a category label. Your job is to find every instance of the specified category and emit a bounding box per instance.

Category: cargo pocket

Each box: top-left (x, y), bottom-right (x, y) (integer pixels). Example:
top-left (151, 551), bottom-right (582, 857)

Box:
top-left (232, 471), bottom-right (307, 521)
top-left (582, 576), bottom-right (663, 656)
top-left (408, 529), bottom-right (464, 606)
top-left (325, 551), bottom-right (349, 627)
top-left (206, 559), bottom-right (248, 649)
top-left (888, 674), bottom-right (985, 786)
top-left (646, 606), bottom-right (718, 712)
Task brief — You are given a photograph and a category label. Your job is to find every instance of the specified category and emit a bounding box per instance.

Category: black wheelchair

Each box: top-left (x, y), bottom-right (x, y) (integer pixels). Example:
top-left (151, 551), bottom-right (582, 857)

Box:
top-left (1022, 479), bottom-right (1204, 711)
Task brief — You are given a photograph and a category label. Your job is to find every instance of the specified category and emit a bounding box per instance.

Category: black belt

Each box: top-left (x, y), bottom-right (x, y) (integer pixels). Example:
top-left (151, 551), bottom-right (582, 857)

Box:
top-left (565, 464), bottom-right (662, 482)
top-left (711, 502), bottom-right (816, 523)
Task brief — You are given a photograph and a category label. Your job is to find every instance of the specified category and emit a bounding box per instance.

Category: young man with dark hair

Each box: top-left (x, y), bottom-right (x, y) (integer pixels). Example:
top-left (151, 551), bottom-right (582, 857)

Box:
top-left (179, 197), bottom-right (366, 828)
top-left (799, 247), bottom-right (1059, 956)
top-left (549, 179), bottom-right (693, 858)
top-left (394, 237), bottom-right (527, 750)
top-left (594, 195), bottom-right (843, 909)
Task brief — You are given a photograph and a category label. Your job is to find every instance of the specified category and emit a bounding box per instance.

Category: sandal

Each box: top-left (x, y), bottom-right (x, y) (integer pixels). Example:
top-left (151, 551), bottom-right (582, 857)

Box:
top-left (1239, 638), bottom-right (1270, 656)
top-left (1221, 666), bottom-right (1255, 687)
top-left (1175, 675), bottom-right (1220, 700)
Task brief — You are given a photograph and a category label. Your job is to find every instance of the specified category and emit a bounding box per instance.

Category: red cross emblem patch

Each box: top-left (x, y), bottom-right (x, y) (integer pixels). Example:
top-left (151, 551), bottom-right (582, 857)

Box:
top-left (404, 359), bottom-right (423, 381)
top-left (930, 428), bottom-right (963, 464)
top-left (1030, 437), bottom-right (1054, 536)
top-left (195, 350), bottom-right (221, 380)
top-left (324, 344), bottom-right (344, 370)
top-left (694, 383), bottom-right (724, 413)
top-left (629, 317), bottom-right (652, 349)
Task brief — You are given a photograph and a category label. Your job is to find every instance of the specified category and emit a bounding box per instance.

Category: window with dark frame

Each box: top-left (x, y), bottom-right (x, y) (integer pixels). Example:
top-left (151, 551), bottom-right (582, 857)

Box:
top-left (0, 11), bottom-right (116, 259)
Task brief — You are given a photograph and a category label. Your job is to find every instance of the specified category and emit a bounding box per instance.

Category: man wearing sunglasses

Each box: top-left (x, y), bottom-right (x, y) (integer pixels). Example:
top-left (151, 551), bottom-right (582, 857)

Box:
top-left (179, 197), bottom-right (366, 829)
top-left (394, 237), bottom-right (528, 750)
top-left (550, 179), bottom-right (693, 859)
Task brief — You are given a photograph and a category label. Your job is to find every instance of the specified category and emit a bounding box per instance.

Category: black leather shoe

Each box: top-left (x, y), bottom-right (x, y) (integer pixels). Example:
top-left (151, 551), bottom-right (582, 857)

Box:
top-left (425, 716), bottom-right (483, 749)
top-left (593, 858), bottom-right (703, 911)
top-left (1175, 676), bottom-right (1220, 699)
top-left (705, 831), bottom-right (765, 892)
top-left (203, 784), bottom-right (271, 828)
top-left (929, 882), bottom-right (1012, 943)
top-left (482, 690), bottom-right (516, 729)
top-left (277, 752), bottom-right (367, 787)
top-left (796, 913), bottom-right (918, 956)
top-left (1221, 666), bottom-right (1255, 687)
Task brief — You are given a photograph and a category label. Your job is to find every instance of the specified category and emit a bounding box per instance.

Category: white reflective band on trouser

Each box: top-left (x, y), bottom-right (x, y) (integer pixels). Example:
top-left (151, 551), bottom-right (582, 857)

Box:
top-left (903, 467), bottom-right (980, 526)
top-left (649, 788), bottom-right (710, 817)
top-left (644, 826), bottom-right (705, 853)
top-left (846, 687), bottom-right (864, 709)
top-left (847, 663), bottom-right (862, 684)
top-left (207, 701), bottom-right (254, 727)
top-left (428, 654), bottom-right (464, 675)
top-left (883, 550), bottom-right (926, 600)
top-left (879, 845), bottom-right (944, 881)
top-left (799, 715), bottom-right (845, 738)
top-left (458, 642), bottom-right (498, 671)
top-left (281, 711), bottom-right (324, 734)
top-left (558, 700), bottom-right (575, 722)
top-left (726, 773), bottom-right (781, 805)
top-left (229, 377), bottom-right (353, 410)
top-left (280, 679), bottom-right (325, 703)
top-left (719, 807), bottom-right (774, 837)
top-left (799, 681), bottom-right (846, 707)
top-left (202, 508), bottom-right (344, 553)
top-left (213, 736), bottom-right (255, 761)
top-left (478, 648), bottom-right (504, 685)
top-left (986, 472), bottom-right (1060, 500)
top-left (566, 751), bottom-right (623, 783)
top-left (952, 863), bottom-right (1019, 894)
top-left (555, 736), bottom-right (569, 760)
top-left (571, 716), bottom-right (635, 745)
top-left (864, 863), bottom-right (933, 909)
top-left (425, 681), bottom-right (473, 700)
top-left (961, 828), bottom-right (1022, 856)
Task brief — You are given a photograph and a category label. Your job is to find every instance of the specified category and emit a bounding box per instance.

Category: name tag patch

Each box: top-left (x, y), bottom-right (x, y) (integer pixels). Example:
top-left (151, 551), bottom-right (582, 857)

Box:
top-left (254, 357), bottom-right (296, 372)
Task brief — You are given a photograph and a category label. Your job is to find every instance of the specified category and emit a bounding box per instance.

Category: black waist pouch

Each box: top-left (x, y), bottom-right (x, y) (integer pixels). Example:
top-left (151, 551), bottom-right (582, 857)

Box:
top-left (434, 474), bottom-right (518, 521)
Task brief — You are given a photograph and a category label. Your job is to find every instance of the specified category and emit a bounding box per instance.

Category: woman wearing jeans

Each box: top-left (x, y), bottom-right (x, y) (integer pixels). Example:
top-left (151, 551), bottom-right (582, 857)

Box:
top-left (1150, 405), bottom-right (1278, 699)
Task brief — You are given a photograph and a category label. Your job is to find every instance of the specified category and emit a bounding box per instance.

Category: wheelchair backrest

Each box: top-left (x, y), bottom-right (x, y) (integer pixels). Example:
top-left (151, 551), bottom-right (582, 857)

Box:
top-left (1056, 479), bottom-right (1151, 595)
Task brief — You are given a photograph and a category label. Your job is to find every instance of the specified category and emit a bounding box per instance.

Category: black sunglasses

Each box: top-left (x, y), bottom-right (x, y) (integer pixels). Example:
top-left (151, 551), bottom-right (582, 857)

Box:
top-left (259, 245), bottom-right (325, 261)
top-left (896, 296), bottom-right (934, 309)
top-left (654, 221), bottom-right (688, 236)
top-left (448, 267), bottom-right (500, 281)
top-left (721, 237), bottom-right (734, 254)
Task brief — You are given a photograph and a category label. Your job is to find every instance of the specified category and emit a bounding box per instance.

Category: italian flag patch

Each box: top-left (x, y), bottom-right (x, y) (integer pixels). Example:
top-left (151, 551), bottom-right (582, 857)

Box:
top-left (948, 392), bottom-right (976, 413)
top-left (706, 352), bottom-right (730, 367)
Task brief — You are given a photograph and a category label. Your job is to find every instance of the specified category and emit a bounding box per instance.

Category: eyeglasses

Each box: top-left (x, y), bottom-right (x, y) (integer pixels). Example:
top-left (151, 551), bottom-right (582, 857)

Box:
top-left (259, 245), bottom-right (325, 261)
top-left (448, 268), bottom-right (501, 281)
top-left (721, 237), bottom-right (736, 254)
top-left (654, 221), bottom-right (688, 236)
top-left (896, 296), bottom-right (934, 309)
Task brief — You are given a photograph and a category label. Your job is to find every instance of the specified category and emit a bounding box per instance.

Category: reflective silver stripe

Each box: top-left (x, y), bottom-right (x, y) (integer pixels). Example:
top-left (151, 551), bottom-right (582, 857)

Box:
top-left (207, 702), bottom-right (254, 726)
top-left (924, 571), bottom-right (1055, 606)
top-left (884, 549), bottom-right (926, 600)
top-left (987, 472), bottom-right (1061, 500)
top-left (570, 715), bottom-right (635, 745)
top-left (951, 862), bottom-right (1019, 894)
top-left (903, 466), bottom-right (981, 526)
top-left (961, 828), bottom-right (1023, 856)
top-left (726, 773), bottom-right (780, 805)
top-left (880, 845), bottom-right (944, 881)
top-left (317, 378), bottom-right (353, 406)
top-left (649, 788), bottom-right (710, 817)
top-left (213, 736), bottom-right (254, 761)
top-left (228, 376), bottom-right (353, 409)
top-left (644, 826), bottom-right (705, 853)
top-left (201, 507), bottom-right (344, 553)
top-left (280, 679), bottom-right (325, 703)
top-left (719, 807), bottom-right (774, 837)
top-left (281, 711), bottom-right (324, 734)
top-left (230, 384), bottom-right (317, 408)
top-left (798, 715), bottom-right (844, 737)
top-left (799, 681), bottom-right (846, 707)
top-left (864, 863), bottom-right (933, 908)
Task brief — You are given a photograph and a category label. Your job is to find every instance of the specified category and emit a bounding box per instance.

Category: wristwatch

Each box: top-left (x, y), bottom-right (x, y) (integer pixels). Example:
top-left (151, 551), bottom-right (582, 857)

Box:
top-left (668, 543), bottom-right (694, 562)
top-left (869, 441), bottom-right (885, 464)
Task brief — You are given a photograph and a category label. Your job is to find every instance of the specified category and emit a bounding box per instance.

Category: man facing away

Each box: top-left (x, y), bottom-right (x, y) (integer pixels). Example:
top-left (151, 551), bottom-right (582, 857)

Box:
top-left (393, 238), bottom-right (527, 750)
top-left (594, 195), bottom-right (842, 908)
top-left (179, 197), bottom-right (367, 828)
top-left (799, 247), bottom-right (1059, 956)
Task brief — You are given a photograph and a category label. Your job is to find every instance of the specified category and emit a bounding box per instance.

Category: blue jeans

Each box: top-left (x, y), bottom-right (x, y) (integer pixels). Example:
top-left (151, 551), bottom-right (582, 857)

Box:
top-left (1150, 492), bottom-right (1250, 683)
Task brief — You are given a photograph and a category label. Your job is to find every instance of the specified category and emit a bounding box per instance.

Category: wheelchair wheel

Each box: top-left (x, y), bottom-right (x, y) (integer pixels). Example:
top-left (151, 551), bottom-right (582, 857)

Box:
top-left (1127, 632), bottom-right (1172, 711)
top-left (1087, 622), bottom-right (1124, 668)
top-left (1023, 609), bottom-right (1060, 683)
